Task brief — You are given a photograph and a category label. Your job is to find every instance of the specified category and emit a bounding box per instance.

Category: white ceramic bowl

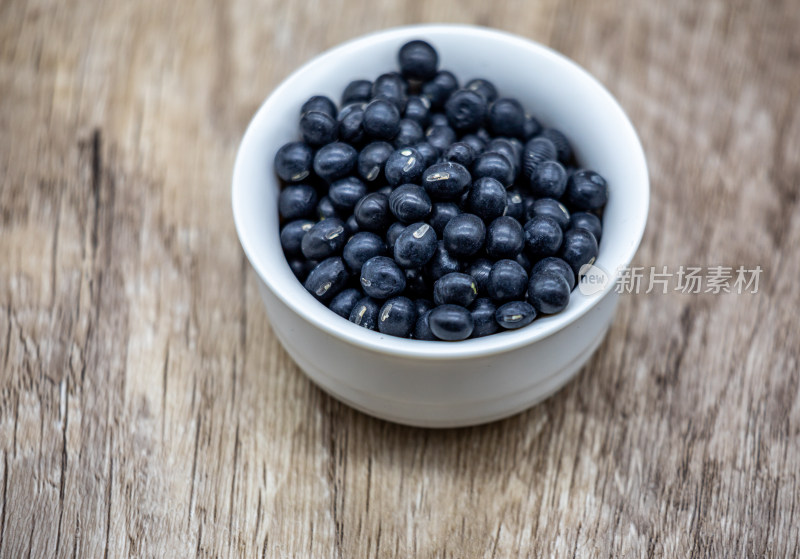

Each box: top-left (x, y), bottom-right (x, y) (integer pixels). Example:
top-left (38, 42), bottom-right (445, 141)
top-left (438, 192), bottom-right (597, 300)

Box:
top-left (232, 24), bottom-right (648, 427)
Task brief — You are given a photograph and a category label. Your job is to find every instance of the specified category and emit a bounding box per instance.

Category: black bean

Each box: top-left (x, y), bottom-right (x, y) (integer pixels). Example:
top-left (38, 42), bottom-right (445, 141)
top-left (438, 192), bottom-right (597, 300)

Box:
top-left (469, 298), bottom-right (499, 338)
top-left (467, 258), bottom-right (493, 296)
top-left (413, 309), bottom-right (436, 340)
top-left (433, 272), bottom-right (478, 307)
top-left (528, 197), bottom-right (570, 230)
top-left (378, 296), bottom-right (417, 337)
top-left (398, 40), bottom-right (439, 81)
top-left (530, 160), bottom-right (568, 199)
top-left (280, 219), bottom-right (314, 256)
top-left (275, 141), bottom-right (314, 183)
top-left (495, 300), bottom-right (536, 329)
top-left (422, 161), bottom-right (471, 200)
top-left (343, 232), bottom-right (387, 272)
top-left (353, 192), bottom-right (392, 233)
top-left (569, 212), bottom-right (602, 243)
top-left (301, 218), bottom-right (347, 260)
top-left (278, 184), bottom-right (318, 220)
top-left (486, 216), bottom-right (525, 259)
top-left (394, 222), bottom-right (438, 269)
top-left (531, 257), bottom-right (576, 291)
top-left (443, 141), bottom-right (477, 167)
top-left (393, 119), bottom-right (425, 149)
top-left (428, 304), bottom-right (474, 341)
top-left (328, 177), bottom-right (367, 213)
top-left (420, 70), bottom-right (459, 109)
top-left (385, 147), bottom-right (426, 185)
top-left (301, 95), bottom-right (337, 118)
top-left (329, 288), bottom-right (362, 318)
top-left (357, 141), bottom-right (394, 183)
top-left (472, 151), bottom-right (515, 187)
top-left (300, 110), bottom-right (338, 146)
top-left (341, 80), bottom-right (372, 105)
top-left (487, 259), bottom-right (528, 302)
top-left (540, 128), bottom-right (572, 163)
top-left (528, 271), bottom-right (571, 314)
top-left (304, 257), bottom-right (349, 303)
top-left (389, 184), bottom-right (432, 223)
top-left (443, 213), bottom-right (486, 258)
top-left (560, 228), bottom-right (599, 277)
top-left (426, 240), bottom-right (462, 281)
top-left (465, 78), bottom-right (498, 103)
top-left (521, 136), bottom-right (557, 180)
top-left (565, 169), bottom-right (608, 211)
top-left (444, 89), bottom-right (487, 133)
top-left (349, 296), bottom-right (381, 330)
top-left (360, 256), bottom-right (406, 299)
top-left (487, 98), bottom-right (526, 138)
top-left (467, 177), bottom-right (507, 223)
top-left (523, 215), bottom-right (564, 260)
top-left (363, 98), bottom-right (401, 140)
top-left (313, 142), bottom-right (358, 183)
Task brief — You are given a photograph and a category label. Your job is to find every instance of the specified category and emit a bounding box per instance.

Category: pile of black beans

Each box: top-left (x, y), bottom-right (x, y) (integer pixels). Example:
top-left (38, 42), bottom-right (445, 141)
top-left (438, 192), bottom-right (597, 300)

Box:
top-left (275, 39), bottom-right (607, 341)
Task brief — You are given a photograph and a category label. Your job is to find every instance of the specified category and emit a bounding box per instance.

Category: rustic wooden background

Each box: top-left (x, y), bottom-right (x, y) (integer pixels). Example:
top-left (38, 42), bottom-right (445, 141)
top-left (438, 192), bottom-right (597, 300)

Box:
top-left (1, 0), bottom-right (799, 557)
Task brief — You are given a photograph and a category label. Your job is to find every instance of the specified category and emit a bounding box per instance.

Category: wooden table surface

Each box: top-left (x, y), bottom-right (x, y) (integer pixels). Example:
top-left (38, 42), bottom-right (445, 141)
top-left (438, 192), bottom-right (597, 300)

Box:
top-left (2, 0), bottom-right (799, 557)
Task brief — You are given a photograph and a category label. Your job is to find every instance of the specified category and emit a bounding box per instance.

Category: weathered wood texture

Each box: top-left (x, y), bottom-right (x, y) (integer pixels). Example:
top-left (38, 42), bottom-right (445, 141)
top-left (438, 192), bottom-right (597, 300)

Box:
top-left (1, 0), bottom-right (799, 557)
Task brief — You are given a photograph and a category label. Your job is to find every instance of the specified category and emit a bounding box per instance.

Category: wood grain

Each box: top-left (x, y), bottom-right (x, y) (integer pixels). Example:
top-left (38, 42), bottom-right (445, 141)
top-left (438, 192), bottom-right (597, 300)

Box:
top-left (1, 0), bottom-right (799, 557)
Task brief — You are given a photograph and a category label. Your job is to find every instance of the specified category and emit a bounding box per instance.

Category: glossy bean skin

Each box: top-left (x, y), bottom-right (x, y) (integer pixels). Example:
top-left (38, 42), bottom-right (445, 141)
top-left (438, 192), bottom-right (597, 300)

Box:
top-left (530, 160), bottom-right (568, 199)
top-left (398, 39), bottom-right (439, 80)
top-left (413, 310), bottom-right (437, 340)
top-left (486, 216), bottom-right (525, 259)
top-left (301, 95), bottom-right (337, 118)
top-left (560, 228), bottom-right (599, 277)
top-left (349, 296), bottom-right (381, 330)
top-left (467, 177), bottom-right (507, 223)
top-left (531, 257), bottom-right (576, 291)
top-left (301, 218), bottom-right (347, 260)
top-left (487, 259), bottom-right (528, 302)
top-left (360, 256), bottom-right (406, 299)
top-left (433, 272), bottom-right (478, 307)
top-left (394, 222), bottom-right (438, 269)
top-left (422, 161), bottom-right (472, 200)
top-left (467, 258), bottom-right (493, 297)
top-left (378, 296), bottom-right (417, 337)
top-left (495, 300), bottom-right (537, 330)
top-left (385, 147), bottom-right (426, 185)
top-left (566, 170), bottom-right (609, 211)
top-left (343, 232), bottom-right (387, 272)
top-left (329, 288), bottom-right (362, 318)
top-left (445, 89), bottom-right (488, 133)
top-left (469, 298), bottom-right (499, 338)
top-left (280, 220), bottom-right (314, 256)
top-left (363, 98), bottom-right (401, 140)
top-left (389, 184), bottom-right (432, 224)
top-left (528, 271), bottom-right (571, 314)
top-left (523, 215), bottom-right (564, 260)
top-left (569, 212), bottom-right (602, 243)
top-left (314, 142), bottom-right (358, 183)
top-left (299, 110), bottom-right (337, 146)
top-left (304, 257), bottom-right (349, 303)
top-left (443, 214), bottom-right (486, 258)
top-left (428, 304), bottom-right (474, 341)
top-left (358, 141), bottom-right (394, 183)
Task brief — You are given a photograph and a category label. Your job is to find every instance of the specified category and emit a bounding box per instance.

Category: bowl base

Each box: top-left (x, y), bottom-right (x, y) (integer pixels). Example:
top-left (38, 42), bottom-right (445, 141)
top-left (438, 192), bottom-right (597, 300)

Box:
top-left (276, 324), bottom-right (610, 428)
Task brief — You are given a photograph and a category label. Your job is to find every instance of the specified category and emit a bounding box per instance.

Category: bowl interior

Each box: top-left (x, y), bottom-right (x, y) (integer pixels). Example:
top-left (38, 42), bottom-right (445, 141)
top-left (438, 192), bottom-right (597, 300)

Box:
top-left (232, 24), bottom-right (649, 359)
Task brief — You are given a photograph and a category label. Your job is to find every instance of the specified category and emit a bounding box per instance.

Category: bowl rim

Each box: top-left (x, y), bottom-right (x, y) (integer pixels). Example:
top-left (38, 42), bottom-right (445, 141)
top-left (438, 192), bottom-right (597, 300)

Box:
top-left (232, 23), bottom-right (649, 360)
